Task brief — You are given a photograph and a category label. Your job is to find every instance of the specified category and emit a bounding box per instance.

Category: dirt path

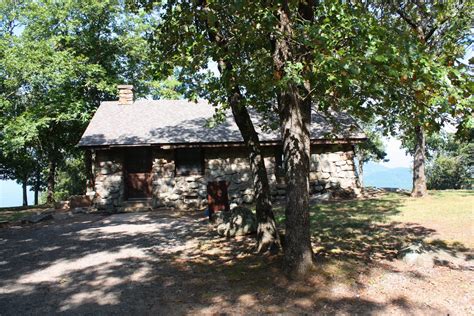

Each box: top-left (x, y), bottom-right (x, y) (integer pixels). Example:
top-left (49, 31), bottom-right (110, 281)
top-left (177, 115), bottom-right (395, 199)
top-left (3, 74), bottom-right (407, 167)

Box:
top-left (0, 211), bottom-right (472, 315)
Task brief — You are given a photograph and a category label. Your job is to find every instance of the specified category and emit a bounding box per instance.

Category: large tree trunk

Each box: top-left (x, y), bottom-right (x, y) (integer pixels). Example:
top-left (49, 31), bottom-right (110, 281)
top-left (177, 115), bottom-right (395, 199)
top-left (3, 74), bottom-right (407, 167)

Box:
top-left (227, 86), bottom-right (281, 253)
top-left (46, 159), bottom-right (56, 204)
top-left (273, 2), bottom-right (314, 278)
top-left (22, 177), bottom-right (28, 207)
top-left (196, 3), bottom-right (281, 254)
top-left (411, 125), bottom-right (427, 197)
top-left (279, 90), bottom-right (314, 278)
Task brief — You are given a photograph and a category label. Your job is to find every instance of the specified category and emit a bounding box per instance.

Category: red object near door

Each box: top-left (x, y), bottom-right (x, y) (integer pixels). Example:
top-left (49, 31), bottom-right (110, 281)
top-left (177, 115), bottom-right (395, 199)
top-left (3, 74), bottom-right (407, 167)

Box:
top-left (207, 181), bottom-right (230, 214)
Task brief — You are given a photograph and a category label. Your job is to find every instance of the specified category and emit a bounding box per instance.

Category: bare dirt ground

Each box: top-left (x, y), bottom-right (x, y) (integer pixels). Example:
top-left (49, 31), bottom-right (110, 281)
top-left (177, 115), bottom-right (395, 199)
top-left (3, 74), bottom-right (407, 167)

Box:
top-left (0, 210), bottom-right (472, 315)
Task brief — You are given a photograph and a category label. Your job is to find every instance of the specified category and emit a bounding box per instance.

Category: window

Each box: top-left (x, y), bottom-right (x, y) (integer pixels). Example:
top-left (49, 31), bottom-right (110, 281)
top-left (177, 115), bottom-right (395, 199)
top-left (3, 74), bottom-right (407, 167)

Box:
top-left (175, 148), bottom-right (204, 176)
top-left (125, 148), bottom-right (152, 173)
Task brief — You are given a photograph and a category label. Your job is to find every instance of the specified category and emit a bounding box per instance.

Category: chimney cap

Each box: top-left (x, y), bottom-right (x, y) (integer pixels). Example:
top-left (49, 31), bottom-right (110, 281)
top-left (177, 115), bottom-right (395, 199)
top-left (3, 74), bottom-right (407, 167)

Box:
top-left (117, 84), bottom-right (134, 89)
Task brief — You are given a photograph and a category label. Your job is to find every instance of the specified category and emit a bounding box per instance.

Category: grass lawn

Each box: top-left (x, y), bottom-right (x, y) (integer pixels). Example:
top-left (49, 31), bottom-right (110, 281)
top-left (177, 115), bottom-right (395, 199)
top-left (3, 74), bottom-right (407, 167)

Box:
top-left (390, 190), bottom-right (473, 247)
top-left (0, 206), bottom-right (47, 222)
top-left (276, 190), bottom-right (473, 259)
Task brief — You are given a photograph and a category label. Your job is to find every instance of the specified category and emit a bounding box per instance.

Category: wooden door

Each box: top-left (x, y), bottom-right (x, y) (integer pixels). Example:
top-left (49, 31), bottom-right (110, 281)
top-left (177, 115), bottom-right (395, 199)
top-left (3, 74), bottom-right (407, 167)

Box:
top-left (125, 148), bottom-right (152, 199)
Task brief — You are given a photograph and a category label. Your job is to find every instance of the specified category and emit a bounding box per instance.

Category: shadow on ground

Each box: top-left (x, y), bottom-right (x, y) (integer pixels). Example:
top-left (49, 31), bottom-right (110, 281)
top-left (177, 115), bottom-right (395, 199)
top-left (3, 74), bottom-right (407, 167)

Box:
top-left (0, 195), bottom-right (470, 314)
top-left (304, 197), bottom-right (470, 261)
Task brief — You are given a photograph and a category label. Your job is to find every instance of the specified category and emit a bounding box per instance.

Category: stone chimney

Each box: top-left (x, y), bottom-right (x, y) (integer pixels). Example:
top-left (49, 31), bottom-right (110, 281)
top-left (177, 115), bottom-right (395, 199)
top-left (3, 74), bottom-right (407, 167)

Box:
top-left (118, 85), bottom-right (134, 105)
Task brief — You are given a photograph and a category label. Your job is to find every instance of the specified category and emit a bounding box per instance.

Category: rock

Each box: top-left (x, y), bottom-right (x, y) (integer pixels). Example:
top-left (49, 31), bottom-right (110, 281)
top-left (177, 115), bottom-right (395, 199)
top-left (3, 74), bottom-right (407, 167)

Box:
top-left (42, 208), bottom-right (56, 214)
top-left (335, 160), bottom-right (346, 166)
top-left (184, 199), bottom-right (200, 209)
top-left (275, 183), bottom-right (287, 189)
top-left (320, 172), bottom-right (331, 179)
top-left (187, 181), bottom-right (200, 189)
top-left (330, 181), bottom-right (340, 188)
top-left (54, 201), bottom-right (70, 210)
top-left (184, 191), bottom-right (199, 198)
top-left (327, 153), bottom-right (340, 162)
top-left (399, 243), bottom-right (439, 268)
top-left (168, 193), bottom-right (180, 201)
top-left (69, 195), bottom-right (92, 208)
top-left (233, 197), bottom-right (243, 205)
top-left (242, 188), bottom-right (253, 196)
top-left (71, 207), bottom-right (88, 214)
top-left (22, 213), bottom-right (53, 224)
top-left (216, 206), bottom-right (257, 237)
top-left (314, 185), bottom-right (324, 192)
top-left (229, 203), bottom-right (239, 210)
top-left (85, 191), bottom-right (96, 199)
top-left (242, 194), bottom-right (254, 204)
top-left (53, 212), bottom-right (73, 220)
top-left (314, 192), bottom-right (332, 201)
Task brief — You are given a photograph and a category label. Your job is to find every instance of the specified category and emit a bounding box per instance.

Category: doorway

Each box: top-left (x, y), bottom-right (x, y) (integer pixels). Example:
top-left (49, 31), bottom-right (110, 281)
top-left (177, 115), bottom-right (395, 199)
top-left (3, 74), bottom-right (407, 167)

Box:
top-left (125, 148), bottom-right (153, 199)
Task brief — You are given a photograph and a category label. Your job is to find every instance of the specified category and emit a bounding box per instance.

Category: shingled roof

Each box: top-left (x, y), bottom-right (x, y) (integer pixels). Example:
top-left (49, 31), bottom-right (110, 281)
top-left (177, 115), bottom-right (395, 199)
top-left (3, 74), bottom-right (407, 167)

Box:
top-left (78, 100), bottom-right (365, 147)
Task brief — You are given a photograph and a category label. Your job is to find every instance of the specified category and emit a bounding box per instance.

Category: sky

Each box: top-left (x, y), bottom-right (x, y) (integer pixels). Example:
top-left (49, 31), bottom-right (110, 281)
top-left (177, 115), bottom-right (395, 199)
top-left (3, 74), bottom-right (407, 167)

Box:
top-left (380, 137), bottom-right (412, 168)
top-left (0, 180), bottom-right (34, 208)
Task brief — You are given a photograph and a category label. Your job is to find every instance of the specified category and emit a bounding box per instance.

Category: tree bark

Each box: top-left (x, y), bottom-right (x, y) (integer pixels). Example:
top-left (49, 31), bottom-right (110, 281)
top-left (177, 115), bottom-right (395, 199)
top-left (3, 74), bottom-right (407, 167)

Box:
top-left (411, 125), bottom-right (427, 197)
top-left (358, 158), bottom-right (364, 188)
top-left (46, 159), bottom-right (56, 204)
top-left (278, 90), bottom-right (314, 278)
top-left (227, 85), bottom-right (281, 253)
top-left (196, 2), bottom-right (281, 253)
top-left (273, 2), bottom-right (314, 278)
top-left (22, 178), bottom-right (28, 207)
top-left (34, 168), bottom-right (40, 205)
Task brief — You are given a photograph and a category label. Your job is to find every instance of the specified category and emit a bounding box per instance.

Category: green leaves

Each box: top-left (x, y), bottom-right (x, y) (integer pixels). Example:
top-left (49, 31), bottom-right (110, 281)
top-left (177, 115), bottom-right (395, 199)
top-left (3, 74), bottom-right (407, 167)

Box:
top-left (0, 0), bottom-right (161, 192)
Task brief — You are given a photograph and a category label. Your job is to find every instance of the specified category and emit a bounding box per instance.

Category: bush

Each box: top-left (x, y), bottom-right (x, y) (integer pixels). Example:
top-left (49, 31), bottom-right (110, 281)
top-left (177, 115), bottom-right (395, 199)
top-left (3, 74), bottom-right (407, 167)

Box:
top-left (427, 155), bottom-right (470, 190)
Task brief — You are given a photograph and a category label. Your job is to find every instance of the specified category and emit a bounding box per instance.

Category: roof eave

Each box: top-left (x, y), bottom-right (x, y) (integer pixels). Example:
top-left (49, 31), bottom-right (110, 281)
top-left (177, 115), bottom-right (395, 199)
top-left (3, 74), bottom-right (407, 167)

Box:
top-left (77, 137), bottom-right (367, 149)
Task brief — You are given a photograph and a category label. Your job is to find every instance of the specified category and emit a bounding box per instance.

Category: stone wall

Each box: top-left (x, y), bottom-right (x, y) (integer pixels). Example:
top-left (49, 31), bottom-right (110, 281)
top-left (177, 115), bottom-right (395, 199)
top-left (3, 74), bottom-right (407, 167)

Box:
top-left (309, 145), bottom-right (359, 195)
top-left (91, 144), bottom-right (360, 210)
top-left (93, 150), bottom-right (124, 210)
top-left (152, 149), bottom-right (208, 209)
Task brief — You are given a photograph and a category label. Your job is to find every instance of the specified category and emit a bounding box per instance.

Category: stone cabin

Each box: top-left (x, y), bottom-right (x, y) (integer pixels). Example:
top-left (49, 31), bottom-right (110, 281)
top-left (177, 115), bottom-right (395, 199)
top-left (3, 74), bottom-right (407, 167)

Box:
top-left (78, 85), bottom-right (366, 211)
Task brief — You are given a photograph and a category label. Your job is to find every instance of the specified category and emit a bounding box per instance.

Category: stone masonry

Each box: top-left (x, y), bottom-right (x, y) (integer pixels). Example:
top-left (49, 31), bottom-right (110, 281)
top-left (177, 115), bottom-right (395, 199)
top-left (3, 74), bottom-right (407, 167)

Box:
top-left (93, 150), bottom-right (125, 210)
top-left (92, 144), bottom-right (359, 210)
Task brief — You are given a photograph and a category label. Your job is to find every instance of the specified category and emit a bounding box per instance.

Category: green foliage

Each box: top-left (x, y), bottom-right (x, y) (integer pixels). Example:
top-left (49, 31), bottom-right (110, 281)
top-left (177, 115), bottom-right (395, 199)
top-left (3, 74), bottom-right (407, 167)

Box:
top-left (53, 156), bottom-right (88, 201)
top-left (0, 0), bottom-right (159, 200)
top-left (427, 155), bottom-right (469, 190)
top-left (355, 122), bottom-right (387, 165)
top-left (370, 1), bottom-right (473, 140)
top-left (426, 133), bottom-right (473, 190)
top-left (136, 1), bottom-right (472, 138)
top-left (149, 76), bottom-right (183, 100)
